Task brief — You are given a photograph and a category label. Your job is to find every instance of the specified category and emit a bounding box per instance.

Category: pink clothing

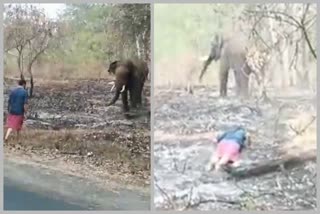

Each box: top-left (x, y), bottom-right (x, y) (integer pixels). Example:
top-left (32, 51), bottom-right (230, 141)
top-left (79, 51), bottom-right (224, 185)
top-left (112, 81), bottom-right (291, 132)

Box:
top-left (6, 114), bottom-right (24, 131)
top-left (216, 140), bottom-right (241, 163)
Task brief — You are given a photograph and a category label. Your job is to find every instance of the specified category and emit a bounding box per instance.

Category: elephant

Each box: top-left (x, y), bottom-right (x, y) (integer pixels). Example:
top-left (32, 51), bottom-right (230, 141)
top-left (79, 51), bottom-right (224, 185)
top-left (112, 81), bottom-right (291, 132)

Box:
top-left (107, 59), bottom-right (149, 112)
top-left (199, 34), bottom-right (252, 97)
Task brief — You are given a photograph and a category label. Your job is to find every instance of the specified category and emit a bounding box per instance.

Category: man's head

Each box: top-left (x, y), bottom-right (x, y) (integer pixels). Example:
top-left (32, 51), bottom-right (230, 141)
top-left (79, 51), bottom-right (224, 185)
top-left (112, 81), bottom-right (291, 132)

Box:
top-left (18, 79), bottom-right (27, 88)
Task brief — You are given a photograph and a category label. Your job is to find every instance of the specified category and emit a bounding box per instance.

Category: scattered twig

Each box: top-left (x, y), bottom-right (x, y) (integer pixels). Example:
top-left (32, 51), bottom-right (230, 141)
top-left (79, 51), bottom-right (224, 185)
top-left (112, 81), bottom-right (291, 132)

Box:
top-left (169, 147), bottom-right (189, 174)
top-left (289, 115), bottom-right (315, 136)
top-left (181, 187), bottom-right (241, 210)
top-left (182, 187), bottom-right (194, 210)
top-left (182, 198), bottom-right (240, 210)
top-left (154, 178), bottom-right (176, 210)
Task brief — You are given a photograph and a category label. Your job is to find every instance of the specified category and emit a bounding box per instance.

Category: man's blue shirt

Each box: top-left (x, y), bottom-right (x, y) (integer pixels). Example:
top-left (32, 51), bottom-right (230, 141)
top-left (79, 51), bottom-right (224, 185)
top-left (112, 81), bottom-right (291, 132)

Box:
top-left (8, 86), bottom-right (28, 115)
top-left (217, 127), bottom-right (247, 149)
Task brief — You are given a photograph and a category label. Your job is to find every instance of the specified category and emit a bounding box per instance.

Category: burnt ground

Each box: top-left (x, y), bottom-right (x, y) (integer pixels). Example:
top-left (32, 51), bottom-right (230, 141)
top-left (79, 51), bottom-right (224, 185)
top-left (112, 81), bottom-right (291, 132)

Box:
top-left (3, 78), bottom-right (150, 190)
top-left (154, 85), bottom-right (316, 211)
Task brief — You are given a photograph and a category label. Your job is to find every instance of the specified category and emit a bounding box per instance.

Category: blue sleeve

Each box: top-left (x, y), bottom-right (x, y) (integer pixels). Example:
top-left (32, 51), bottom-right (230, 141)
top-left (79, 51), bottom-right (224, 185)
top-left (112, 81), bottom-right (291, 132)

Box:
top-left (8, 93), bottom-right (12, 112)
top-left (217, 132), bottom-right (227, 142)
top-left (24, 91), bottom-right (28, 104)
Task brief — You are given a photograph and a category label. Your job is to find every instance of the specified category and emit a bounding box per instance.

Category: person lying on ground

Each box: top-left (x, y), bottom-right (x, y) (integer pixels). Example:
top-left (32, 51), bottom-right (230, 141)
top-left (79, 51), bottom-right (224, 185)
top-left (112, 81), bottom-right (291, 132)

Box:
top-left (206, 126), bottom-right (251, 172)
top-left (4, 79), bottom-right (28, 143)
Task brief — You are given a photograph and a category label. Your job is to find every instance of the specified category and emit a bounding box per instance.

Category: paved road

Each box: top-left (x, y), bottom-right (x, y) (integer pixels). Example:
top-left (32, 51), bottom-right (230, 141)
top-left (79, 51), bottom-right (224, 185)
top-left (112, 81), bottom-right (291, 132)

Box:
top-left (4, 158), bottom-right (150, 210)
top-left (4, 179), bottom-right (87, 210)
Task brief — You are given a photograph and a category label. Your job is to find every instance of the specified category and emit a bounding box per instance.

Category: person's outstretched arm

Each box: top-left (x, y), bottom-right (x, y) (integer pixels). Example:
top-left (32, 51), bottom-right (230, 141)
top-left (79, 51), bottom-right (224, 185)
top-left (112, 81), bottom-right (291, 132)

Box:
top-left (23, 91), bottom-right (28, 114)
top-left (216, 131), bottom-right (227, 143)
top-left (7, 93), bottom-right (12, 112)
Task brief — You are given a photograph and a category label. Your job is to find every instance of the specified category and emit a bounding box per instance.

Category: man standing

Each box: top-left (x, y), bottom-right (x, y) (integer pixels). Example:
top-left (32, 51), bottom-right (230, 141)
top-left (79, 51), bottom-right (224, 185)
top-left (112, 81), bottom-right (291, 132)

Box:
top-left (5, 79), bottom-right (28, 142)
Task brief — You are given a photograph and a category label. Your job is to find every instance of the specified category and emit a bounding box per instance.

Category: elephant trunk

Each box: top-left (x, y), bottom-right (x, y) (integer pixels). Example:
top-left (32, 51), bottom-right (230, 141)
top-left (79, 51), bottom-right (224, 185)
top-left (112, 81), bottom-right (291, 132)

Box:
top-left (108, 89), bottom-right (121, 106)
top-left (108, 82), bottom-right (127, 106)
top-left (199, 55), bottom-right (214, 81)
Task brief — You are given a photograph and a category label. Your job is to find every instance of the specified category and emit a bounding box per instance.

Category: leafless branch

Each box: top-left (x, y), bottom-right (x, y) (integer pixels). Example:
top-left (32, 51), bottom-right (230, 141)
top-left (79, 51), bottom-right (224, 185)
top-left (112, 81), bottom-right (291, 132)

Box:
top-left (154, 179), bottom-right (176, 209)
top-left (246, 6), bottom-right (316, 59)
top-left (289, 115), bottom-right (315, 136)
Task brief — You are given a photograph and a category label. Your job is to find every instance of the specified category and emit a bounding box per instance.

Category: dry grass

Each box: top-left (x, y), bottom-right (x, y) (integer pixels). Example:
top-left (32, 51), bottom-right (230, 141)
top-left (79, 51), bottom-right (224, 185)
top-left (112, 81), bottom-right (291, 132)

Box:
top-left (4, 76), bottom-right (114, 91)
top-left (4, 128), bottom-right (150, 188)
top-left (4, 62), bottom-right (110, 81)
top-left (5, 128), bottom-right (149, 176)
top-left (155, 51), bottom-right (222, 87)
top-left (7, 129), bottom-right (86, 150)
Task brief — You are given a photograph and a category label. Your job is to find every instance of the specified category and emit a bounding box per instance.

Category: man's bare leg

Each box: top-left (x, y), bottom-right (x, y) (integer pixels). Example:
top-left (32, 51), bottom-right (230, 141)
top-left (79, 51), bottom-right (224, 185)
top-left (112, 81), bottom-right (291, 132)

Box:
top-left (230, 160), bottom-right (241, 168)
top-left (214, 155), bottom-right (230, 172)
top-left (5, 128), bottom-right (13, 142)
top-left (206, 155), bottom-right (219, 171)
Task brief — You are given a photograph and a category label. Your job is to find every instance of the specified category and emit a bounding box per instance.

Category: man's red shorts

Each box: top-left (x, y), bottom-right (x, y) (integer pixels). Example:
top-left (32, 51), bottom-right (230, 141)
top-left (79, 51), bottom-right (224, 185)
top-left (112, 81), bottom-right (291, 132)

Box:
top-left (6, 114), bottom-right (24, 131)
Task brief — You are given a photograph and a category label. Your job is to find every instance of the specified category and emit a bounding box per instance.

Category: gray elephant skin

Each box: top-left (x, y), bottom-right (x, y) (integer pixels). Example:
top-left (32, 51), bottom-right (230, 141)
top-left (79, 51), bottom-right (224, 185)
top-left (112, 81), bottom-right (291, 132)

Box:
top-left (199, 35), bottom-right (252, 97)
top-left (107, 59), bottom-right (149, 112)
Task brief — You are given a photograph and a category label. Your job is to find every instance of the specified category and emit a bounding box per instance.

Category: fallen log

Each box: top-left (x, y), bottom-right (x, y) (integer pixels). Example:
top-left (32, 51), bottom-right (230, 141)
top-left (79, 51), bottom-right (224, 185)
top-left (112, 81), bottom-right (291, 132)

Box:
top-left (226, 152), bottom-right (316, 180)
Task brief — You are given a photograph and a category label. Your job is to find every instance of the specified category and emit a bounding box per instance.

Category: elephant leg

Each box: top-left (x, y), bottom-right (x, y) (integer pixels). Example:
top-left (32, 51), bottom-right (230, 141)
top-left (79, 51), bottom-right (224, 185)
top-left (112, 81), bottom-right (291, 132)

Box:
top-left (238, 65), bottom-right (250, 97)
top-left (137, 89), bottom-right (142, 106)
top-left (219, 62), bottom-right (229, 97)
top-left (121, 90), bottom-right (129, 112)
top-left (137, 82), bottom-right (145, 106)
top-left (233, 69), bottom-right (241, 96)
top-left (132, 80), bottom-right (144, 108)
top-left (129, 88), bottom-right (137, 108)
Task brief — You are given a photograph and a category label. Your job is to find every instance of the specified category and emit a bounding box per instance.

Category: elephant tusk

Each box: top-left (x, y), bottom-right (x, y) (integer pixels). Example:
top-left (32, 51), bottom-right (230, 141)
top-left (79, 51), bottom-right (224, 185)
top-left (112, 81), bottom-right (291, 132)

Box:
top-left (110, 84), bottom-right (115, 92)
top-left (109, 81), bottom-right (115, 92)
top-left (120, 85), bottom-right (126, 93)
top-left (199, 56), bottom-right (208, 61)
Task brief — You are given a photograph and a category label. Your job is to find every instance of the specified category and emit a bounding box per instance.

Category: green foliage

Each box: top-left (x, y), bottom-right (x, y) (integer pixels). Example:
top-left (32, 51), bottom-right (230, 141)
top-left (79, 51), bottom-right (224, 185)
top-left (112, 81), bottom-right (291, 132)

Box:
top-left (51, 4), bottom-right (149, 64)
top-left (4, 3), bottom-right (151, 79)
top-left (154, 4), bottom-right (240, 61)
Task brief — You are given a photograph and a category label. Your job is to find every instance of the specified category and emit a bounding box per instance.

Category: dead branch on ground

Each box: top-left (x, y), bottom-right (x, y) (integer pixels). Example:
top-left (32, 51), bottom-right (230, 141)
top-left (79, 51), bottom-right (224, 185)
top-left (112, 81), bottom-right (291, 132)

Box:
top-left (226, 152), bottom-right (316, 180)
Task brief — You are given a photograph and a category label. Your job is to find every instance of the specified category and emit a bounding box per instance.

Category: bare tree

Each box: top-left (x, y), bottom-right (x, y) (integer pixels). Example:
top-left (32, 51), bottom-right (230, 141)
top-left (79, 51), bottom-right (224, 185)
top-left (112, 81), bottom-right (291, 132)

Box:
top-left (108, 4), bottom-right (151, 62)
top-left (242, 3), bottom-right (316, 90)
top-left (4, 4), bottom-right (59, 97)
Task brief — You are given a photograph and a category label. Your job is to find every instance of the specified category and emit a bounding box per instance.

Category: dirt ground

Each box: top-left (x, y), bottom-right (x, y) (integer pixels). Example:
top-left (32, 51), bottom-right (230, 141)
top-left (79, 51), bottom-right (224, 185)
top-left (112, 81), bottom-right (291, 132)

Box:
top-left (153, 85), bottom-right (316, 211)
top-left (3, 78), bottom-right (151, 192)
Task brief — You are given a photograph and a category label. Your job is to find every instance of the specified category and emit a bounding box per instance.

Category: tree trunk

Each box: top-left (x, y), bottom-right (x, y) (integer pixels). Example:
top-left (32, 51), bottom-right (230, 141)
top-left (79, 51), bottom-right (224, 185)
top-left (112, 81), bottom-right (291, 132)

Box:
top-left (17, 47), bottom-right (25, 80)
top-left (281, 39), bottom-right (290, 88)
top-left (27, 64), bottom-right (34, 98)
top-left (300, 31), bottom-right (309, 88)
top-left (266, 13), bottom-right (278, 88)
top-left (287, 38), bottom-right (294, 86)
top-left (135, 34), bottom-right (141, 59)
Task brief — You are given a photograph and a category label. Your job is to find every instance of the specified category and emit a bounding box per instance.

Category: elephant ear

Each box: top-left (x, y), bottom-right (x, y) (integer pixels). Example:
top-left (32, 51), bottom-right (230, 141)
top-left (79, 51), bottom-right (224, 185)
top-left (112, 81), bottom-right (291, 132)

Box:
top-left (108, 60), bottom-right (119, 74)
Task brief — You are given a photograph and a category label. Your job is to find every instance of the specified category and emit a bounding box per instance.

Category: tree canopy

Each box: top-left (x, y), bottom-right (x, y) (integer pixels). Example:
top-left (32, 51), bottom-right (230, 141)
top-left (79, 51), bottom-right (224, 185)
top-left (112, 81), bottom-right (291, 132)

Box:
top-left (4, 3), bottom-right (151, 82)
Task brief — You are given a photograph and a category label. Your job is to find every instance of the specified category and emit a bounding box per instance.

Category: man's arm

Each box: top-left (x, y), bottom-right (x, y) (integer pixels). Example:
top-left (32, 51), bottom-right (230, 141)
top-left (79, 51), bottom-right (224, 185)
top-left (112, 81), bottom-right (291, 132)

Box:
top-left (8, 96), bottom-right (11, 112)
top-left (24, 103), bottom-right (28, 113)
top-left (216, 131), bottom-right (227, 143)
top-left (23, 91), bottom-right (28, 114)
